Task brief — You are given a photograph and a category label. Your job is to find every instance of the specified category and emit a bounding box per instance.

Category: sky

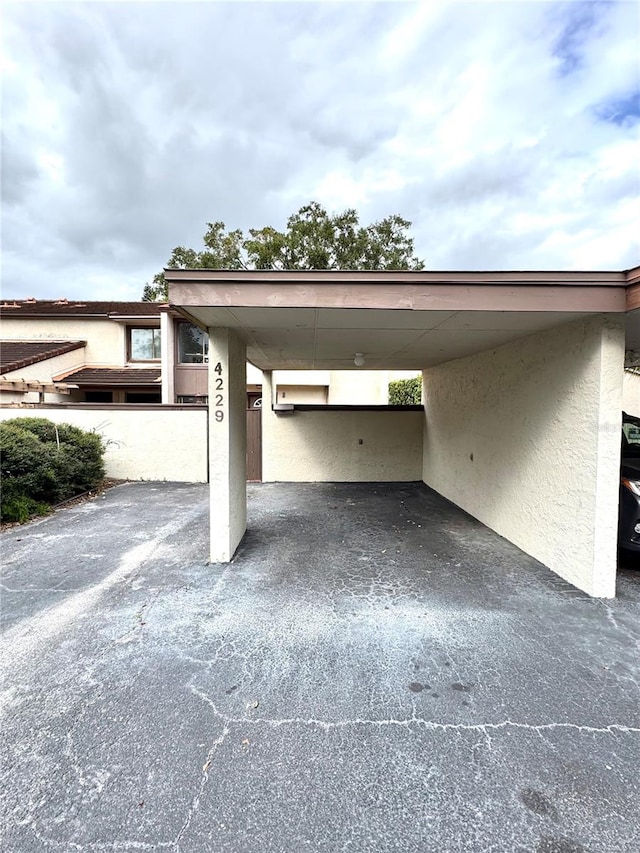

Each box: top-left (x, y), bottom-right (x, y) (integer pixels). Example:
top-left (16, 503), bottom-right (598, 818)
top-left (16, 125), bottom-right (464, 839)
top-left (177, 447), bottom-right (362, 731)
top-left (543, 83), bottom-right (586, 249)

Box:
top-left (2, 0), bottom-right (639, 302)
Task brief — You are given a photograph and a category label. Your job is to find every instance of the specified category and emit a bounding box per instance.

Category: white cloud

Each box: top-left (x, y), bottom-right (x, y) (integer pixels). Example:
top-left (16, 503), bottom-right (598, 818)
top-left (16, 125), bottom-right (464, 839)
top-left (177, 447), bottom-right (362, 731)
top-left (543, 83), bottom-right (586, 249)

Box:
top-left (1, 0), bottom-right (638, 300)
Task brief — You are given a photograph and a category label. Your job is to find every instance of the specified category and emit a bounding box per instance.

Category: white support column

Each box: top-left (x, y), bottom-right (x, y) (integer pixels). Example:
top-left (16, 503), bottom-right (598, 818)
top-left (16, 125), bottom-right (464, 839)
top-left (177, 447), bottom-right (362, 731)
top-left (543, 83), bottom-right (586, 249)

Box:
top-left (260, 369), bottom-right (276, 482)
top-left (160, 311), bottom-right (175, 404)
top-left (208, 328), bottom-right (247, 562)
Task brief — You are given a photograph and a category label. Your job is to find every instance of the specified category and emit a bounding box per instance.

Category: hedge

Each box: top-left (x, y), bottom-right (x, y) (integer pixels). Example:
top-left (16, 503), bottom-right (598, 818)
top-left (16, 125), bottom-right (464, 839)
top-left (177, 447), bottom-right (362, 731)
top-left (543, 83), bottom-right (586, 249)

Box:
top-left (0, 418), bottom-right (106, 523)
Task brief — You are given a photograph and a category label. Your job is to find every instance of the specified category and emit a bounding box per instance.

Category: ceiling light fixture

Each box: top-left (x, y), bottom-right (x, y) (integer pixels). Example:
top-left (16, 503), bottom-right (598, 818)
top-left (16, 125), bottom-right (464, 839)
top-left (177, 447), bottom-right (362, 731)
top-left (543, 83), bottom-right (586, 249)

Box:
top-left (354, 353), bottom-right (365, 367)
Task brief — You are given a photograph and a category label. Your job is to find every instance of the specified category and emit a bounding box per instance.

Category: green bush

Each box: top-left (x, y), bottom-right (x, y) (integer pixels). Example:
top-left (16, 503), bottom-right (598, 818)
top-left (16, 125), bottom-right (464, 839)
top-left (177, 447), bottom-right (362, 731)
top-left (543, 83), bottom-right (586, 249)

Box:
top-left (0, 418), bottom-right (106, 522)
top-left (388, 376), bottom-right (422, 405)
top-left (0, 492), bottom-right (51, 524)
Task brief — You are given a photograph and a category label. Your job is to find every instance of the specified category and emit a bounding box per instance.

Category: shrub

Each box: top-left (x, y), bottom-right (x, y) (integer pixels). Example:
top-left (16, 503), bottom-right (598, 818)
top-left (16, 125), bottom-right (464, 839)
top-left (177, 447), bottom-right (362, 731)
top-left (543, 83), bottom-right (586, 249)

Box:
top-left (388, 376), bottom-right (422, 405)
top-left (0, 418), bottom-right (106, 522)
top-left (0, 422), bottom-right (59, 504)
top-left (0, 493), bottom-right (51, 524)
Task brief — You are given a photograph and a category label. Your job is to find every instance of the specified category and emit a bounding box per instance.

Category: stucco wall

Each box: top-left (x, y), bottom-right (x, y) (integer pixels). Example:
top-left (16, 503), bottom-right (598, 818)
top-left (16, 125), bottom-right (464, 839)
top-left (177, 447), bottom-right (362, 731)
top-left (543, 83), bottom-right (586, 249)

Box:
top-left (275, 370), bottom-right (330, 386)
top-left (276, 385), bottom-right (328, 404)
top-left (0, 406), bottom-right (208, 482)
top-left (422, 315), bottom-right (625, 598)
top-left (623, 371), bottom-right (640, 416)
top-left (1, 318), bottom-right (125, 365)
top-left (262, 407), bottom-right (423, 482)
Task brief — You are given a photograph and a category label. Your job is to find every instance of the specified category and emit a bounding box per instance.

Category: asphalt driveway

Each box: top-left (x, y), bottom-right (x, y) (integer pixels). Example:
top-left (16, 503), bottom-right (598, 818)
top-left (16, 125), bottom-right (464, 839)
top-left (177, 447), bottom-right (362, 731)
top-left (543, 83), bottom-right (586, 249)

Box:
top-left (1, 481), bottom-right (639, 852)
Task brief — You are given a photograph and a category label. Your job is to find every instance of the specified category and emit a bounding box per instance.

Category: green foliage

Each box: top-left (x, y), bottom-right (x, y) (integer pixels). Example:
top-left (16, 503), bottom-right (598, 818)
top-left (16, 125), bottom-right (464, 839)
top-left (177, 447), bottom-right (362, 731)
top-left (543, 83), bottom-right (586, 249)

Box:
top-left (1, 493), bottom-right (51, 524)
top-left (0, 418), bottom-right (106, 522)
top-left (142, 201), bottom-right (425, 301)
top-left (388, 377), bottom-right (422, 405)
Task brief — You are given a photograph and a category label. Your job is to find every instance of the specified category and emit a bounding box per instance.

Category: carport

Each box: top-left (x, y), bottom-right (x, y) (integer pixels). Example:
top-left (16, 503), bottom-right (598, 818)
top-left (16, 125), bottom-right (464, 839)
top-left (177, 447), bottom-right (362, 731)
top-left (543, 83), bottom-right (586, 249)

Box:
top-left (167, 267), bottom-right (640, 598)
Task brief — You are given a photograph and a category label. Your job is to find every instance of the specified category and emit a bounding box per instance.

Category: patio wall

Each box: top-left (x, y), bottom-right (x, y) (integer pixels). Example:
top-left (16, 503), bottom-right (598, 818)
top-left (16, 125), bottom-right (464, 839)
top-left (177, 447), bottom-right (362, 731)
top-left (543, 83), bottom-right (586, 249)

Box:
top-left (0, 405), bottom-right (208, 482)
top-left (422, 315), bottom-right (625, 598)
top-left (262, 401), bottom-right (423, 482)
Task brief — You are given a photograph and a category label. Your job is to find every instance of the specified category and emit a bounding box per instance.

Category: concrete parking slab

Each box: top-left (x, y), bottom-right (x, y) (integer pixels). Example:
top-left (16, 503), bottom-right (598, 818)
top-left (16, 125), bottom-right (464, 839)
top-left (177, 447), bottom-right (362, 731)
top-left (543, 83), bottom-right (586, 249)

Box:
top-left (1, 481), bottom-right (639, 852)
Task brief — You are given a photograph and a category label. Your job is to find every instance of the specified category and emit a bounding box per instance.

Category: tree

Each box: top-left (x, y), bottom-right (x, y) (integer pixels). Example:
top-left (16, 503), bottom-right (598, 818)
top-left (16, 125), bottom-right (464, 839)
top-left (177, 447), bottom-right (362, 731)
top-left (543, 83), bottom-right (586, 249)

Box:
top-left (142, 202), bottom-right (424, 301)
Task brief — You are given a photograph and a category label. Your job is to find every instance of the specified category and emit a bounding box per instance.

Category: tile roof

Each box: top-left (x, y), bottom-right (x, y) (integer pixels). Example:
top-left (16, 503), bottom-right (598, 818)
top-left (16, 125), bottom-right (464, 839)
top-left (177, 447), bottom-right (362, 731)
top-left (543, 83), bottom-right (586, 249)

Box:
top-left (1, 340), bottom-right (86, 373)
top-left (63, 368), bottom-right (161, 386)
top-left (0, 299), bottom-right (163, 318)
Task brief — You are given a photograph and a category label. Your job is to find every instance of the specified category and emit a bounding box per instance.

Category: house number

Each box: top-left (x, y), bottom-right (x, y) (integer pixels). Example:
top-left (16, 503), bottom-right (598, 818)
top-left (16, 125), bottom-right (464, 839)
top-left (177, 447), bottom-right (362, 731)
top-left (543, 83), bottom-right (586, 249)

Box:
top-left (214, 361), bottom-right (224, 422)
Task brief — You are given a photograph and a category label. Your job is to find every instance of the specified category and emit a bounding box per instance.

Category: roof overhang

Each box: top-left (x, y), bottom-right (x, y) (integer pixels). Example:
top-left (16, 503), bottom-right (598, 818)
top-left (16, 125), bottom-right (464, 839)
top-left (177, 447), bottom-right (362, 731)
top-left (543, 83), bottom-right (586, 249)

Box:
top-left (166, 268), bottom-right (640, 370)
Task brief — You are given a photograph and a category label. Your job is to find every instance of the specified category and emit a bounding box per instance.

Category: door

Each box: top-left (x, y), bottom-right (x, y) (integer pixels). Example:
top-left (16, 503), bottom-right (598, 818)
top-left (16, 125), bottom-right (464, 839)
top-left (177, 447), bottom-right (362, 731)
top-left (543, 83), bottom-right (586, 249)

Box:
top-left (246, 407), bottom-right (262, 481)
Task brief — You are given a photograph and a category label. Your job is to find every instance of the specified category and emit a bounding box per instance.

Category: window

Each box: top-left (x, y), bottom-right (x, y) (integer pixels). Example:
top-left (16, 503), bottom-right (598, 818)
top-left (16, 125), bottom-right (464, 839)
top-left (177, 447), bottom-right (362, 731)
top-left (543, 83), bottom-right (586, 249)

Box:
top-left (85, 391), bottom-right (113, 403)
top-left (178, 323), bottom-right (208, 364)
top-left (129, 327), bottom-right (161, 360)
top-left (126, 392), bottom-right (161, 404)
top-left (177, 394), bottom-right (208, 405)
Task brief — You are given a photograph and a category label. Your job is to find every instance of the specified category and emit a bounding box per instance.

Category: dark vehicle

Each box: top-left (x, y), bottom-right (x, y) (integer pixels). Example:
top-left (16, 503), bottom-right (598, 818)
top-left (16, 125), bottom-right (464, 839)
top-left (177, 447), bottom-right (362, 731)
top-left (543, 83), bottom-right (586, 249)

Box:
top-left (620, 411), bottom-right (640, 556)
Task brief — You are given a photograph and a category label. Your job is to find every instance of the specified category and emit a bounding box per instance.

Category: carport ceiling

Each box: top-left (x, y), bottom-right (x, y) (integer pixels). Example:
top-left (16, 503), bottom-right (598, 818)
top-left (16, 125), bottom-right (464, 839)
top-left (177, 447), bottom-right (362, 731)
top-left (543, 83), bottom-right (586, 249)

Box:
top-left (168, 269), bottom-right (635, 370)
top-left (177, 306), bottom-right (602, 370)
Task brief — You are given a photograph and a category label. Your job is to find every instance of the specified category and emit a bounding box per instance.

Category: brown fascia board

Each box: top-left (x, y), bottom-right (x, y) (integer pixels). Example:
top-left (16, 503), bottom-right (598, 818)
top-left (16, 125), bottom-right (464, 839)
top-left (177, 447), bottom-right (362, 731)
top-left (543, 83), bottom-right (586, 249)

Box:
top-left (167, 283), bottom-right (628, 314)
top-left (164, 268), bottom-right (629, 285)
top-left (165, 268), bottom-right (632, 314)
top-left (625, 267), bottom-right (640, 310)
top-left (625, 265), bottom-right (640, 284)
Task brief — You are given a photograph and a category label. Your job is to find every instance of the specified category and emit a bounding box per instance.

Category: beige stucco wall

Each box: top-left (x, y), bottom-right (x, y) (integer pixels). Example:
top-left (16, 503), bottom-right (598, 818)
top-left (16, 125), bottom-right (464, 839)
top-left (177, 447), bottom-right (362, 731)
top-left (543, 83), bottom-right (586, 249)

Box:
top-left (276, 370), bottom-right (330, 386)
top-left (276, 385), bottom-right (328, 404)
top-left (262, 406), bottom-right (423, 482)
top-left (0, 407), bottom-right (208, 482)
top-left (623, 371), bottom-right (640, 416)
top-left (327, 370), bottom-right (420, 405)
top-left (1, 318), bottom-right (125, 365)
top-left (422, 315), bottom-right (625, 598)
top-left (247, 367), bottom-right (420, 405)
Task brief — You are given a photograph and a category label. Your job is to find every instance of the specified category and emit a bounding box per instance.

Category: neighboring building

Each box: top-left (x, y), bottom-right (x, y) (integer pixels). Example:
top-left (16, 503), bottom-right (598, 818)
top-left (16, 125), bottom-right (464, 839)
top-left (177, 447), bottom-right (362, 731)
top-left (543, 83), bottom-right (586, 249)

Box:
top-left (0, 299), bottom-right (419, 406)
top-left (0, 300), bottom-right (164, 404)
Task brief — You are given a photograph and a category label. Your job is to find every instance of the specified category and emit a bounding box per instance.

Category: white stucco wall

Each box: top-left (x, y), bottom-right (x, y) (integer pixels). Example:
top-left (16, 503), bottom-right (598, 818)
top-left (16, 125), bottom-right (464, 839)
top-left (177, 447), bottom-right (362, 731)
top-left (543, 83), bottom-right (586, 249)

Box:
top-left (327, 370), bottom-right (420, 405)
top-left (1, 319), bottom-right (125, 365)
top-left (623, 371), bottom-right (640, 416)
top-left (275, 370), bottom-right (330, 386)
top-left (262, 407), bottom-right (423, 482)
top-left (276, 385), bottom-right (328, 404)
top-left (0, 407), bottom-right (208, 482)
top-left (422, 315), bottom-right (625, 598)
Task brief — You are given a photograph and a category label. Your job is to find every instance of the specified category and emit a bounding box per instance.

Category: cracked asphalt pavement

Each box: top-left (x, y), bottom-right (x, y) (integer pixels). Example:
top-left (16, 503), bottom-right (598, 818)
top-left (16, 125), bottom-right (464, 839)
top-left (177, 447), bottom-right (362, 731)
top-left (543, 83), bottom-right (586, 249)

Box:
top-left (1, 481), bottom-right (639, 852)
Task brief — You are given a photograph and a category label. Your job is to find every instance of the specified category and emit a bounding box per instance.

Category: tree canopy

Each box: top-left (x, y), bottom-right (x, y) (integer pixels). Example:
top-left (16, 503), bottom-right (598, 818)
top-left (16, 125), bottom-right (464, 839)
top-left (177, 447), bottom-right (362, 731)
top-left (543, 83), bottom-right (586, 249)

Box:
top-left (142, 201), bottom-right (424, 301)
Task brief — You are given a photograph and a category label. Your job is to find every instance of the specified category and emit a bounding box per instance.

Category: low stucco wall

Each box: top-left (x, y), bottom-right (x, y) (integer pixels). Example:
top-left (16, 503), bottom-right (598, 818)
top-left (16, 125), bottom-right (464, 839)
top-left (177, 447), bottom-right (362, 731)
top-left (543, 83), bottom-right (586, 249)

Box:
top-left (262, 405), bottom-right (423, 482)
top-left (422, 315), bottom-right (625, 597)
top-left (0, 406), bottom-right (208, 482)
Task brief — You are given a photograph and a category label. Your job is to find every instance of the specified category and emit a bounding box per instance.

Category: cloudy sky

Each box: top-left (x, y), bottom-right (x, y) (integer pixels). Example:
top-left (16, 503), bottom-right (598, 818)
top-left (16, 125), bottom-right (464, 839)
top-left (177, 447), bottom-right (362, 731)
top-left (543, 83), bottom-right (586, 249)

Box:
top-left (2, 0), bottom-right (639, 301)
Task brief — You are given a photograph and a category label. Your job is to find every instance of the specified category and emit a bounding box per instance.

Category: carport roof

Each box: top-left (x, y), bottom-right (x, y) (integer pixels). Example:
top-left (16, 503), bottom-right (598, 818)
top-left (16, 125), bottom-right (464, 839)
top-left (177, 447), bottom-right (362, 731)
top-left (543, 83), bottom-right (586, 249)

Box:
top-left (167, 267), bottom-right (640, 370)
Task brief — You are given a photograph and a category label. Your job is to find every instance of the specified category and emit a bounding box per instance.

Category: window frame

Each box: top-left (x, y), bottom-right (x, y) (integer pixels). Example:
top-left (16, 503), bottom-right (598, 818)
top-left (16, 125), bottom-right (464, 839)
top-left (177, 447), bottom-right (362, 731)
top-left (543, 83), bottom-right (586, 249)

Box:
top-left (176, 321), bottom-right (209, 366)
top-left (128, 326), bottom-right (162, 362)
